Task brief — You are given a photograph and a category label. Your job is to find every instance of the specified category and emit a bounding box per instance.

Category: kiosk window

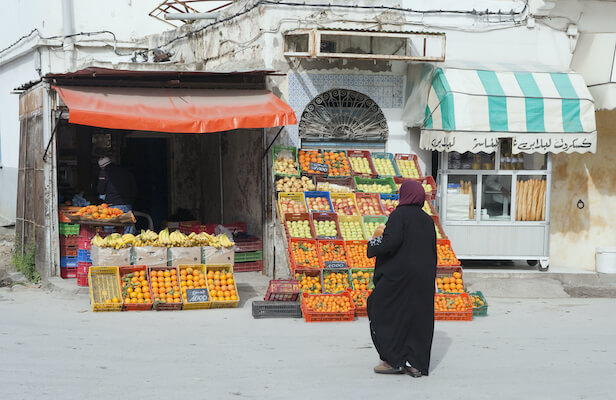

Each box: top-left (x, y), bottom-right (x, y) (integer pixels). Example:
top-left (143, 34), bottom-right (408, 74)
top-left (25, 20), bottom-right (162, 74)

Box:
top-left (481, 175), bottom-right (512, 221)
top-left (446, 175), bottom-right (476, 221)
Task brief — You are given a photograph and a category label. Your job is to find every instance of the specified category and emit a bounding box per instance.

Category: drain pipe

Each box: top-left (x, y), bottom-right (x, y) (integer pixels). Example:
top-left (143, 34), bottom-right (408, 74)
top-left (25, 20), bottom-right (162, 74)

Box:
top-left (61, 0), bottom-right (75, 70)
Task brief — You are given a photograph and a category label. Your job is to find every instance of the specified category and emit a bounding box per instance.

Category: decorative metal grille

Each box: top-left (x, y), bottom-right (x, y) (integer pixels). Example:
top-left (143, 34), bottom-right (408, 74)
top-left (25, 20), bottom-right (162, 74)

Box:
top-left (299, 89), bottom-right (388, 142)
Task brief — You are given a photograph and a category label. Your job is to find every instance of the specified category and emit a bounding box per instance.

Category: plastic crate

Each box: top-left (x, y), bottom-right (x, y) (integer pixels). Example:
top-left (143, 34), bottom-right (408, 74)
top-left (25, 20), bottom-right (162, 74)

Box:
top-left (234, 260), bottom-right (263, 272)
top-left (434, 292), bottom-right (473, 321)
top-left (338, 215), bottom-right (366, 241)
top-left (272, 145), bottom-right (300, 178)
top-left (330, 192), bottom-right (360, 216)
top-left (60, 244), bottom-right (79, 257)
top-left (78, 236), bottom-right (92, 250)
top-left (88, 266), bottom-right (123, 312)
top-left (469, 291), bottom-right (488, 317)
top-left (436, 265), bottom-right (465, 294)
top-left (355, 193), bottom-right (386, 216)
top-left (437, 239), bottom-right (461, 267)
top-left (264, 279), bottom-right (300, 301)
top-left (60, 267), bottom-right (76, 279)
top-left (315, 176), bottom-right (355, 193)
top-left (205, 265), bottom-right (240, 308)
top-left (379, 194), bottom-right (399, 217)
top-left (58, 206), bottom-right (81, 223)
top-left (78, 249), bottom-right (92, 263)
top-left (234, 238), bottom-right (263, 252)
top-left (394, 153), bottom-right (424, 179)
top-left (422, 199), bottom-right (437, 217)
top-left (300, 292), bottom-right (356, 322)
top-left (346, 150), bottom-right (377, 177)
top-left (304, 191), bottom-right (334, 213)
top-left (432, 216), bottom-right (447, 240)
top-left (412, 176), bottom-right (437, 199)
top-left (283, 212), bottom-right (316, 239)
top-left (317, 239), bottom-right (348, 268)
top-left (298, 149), bottom-right (328, 176)
top-left (288, 238), bottom-right (322, 272)
top-left (348, 289), bottom-right (372, 317)
top-left (345, 240), bottom-right (375, 269)
top-left (77, 274), bottom-right (88, 287)
top-left (60, 256), bottom-right (78, 268)
top-left (234, 250), bottom-right (263, 263)
top-left (371, 152), bottom-right (401, 177)
top-left (59, 223), bottom-right (80, 236)
top-left (322, 268), bottom-right (351, 294)
top-left (118, 265), bottom-right (153, 311)
top-left (354, 176), bottom-right (397, 194)
top-left (178, 264), bottom-right (211, 310)
top-left (275, 175), bottom-right (316, 194)
top-left (148, 266), bottom-right (183, 311)
top-left (77, 262), bottom-right (92, 275)
top-left (59, 235), bottom-right (79, 247)
top-left (278, 192), bottom-right (307, 220)
top-left (362, 216), bottom-right (388, 239)
top-left (79, 224), bottom-right (112, 239)
top-left (321, 149), bottom-right (351, 177)
top-left (179, 221), bottom-right (200, 235)
top-left (293, 268), bottom-right (323, 294)
top-left (350, 268), bottom-right (375, 291)
top-left (312, 212), bottom-right (341, 240)
top-left (252, 301), bottom-right (302, 318)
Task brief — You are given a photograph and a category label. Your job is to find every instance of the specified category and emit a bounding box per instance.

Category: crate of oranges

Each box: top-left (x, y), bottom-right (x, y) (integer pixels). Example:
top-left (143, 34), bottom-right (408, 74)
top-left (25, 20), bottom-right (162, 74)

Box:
top-left (301, 291), bottom-right (356, 322)
top-left (88, 266), bottom-right (123, 312)
top-left (348, 289), bottom-right (372, 317)
top-left (434, 292), bottom-right (473, 321)
top-left (148, 266), bottom-right (183, 311)
top-left (119, 265), bottom-right (152, 311)
top-left (205, 265), bottom-right (239, 308)
top-left (322, 269), bottom-right (351, 294)
top-left (294, 269), bottom-right (322, 294)
top-left (345, 241), bottom-right (375, 269)
top-left (437, 239), bottom-right (460, 266)
top-left (317, 239), bottom-right (348, 268)
top-left (350, 268), bottom-right (374, 291)
top-left (289, 238), bottom-right (322, 272)
top-left (436, 266), bottom-right (464, 294)
top-left (299, 149), bottom-right (328, 175)
top-left (178, 265), bottom-right (211, 310)
top-left (322, 150), bottom-right (351, 177)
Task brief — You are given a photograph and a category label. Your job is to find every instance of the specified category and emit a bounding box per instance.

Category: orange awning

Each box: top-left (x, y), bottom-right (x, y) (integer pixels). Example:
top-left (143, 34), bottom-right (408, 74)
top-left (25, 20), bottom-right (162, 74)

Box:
top-left (54, 86), bottom-right (297, 133)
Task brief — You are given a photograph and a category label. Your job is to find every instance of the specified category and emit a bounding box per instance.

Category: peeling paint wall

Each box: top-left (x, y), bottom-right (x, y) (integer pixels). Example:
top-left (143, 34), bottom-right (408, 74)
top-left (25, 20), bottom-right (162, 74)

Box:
top-left (549, 110), bottom-right (616, 271)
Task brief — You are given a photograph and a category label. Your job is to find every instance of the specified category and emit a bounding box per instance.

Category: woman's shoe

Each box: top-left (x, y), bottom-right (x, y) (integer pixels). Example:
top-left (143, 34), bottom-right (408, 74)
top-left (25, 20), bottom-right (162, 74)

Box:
top-left (404, 365), bottom-right (422, 378)
top-left (373, 361), bottom-right (404, 374)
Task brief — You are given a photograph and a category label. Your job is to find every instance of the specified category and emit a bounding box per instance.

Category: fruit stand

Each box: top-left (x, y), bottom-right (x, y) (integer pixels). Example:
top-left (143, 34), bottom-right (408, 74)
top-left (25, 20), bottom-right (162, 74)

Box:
top-left (263, 147), bottom-right (488, 322)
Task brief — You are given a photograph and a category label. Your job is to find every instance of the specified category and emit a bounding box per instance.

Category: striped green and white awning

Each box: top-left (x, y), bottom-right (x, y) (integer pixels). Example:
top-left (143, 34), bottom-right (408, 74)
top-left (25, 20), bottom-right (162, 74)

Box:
top-left (420, 68), bottom-right (597, 154)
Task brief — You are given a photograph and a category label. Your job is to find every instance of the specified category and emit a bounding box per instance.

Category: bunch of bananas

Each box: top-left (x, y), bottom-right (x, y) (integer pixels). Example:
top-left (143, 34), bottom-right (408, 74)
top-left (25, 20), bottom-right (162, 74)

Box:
top-left (132, 229), bottom-right (159, 247)
top-left (91, 233), bottom-right (135, 249)
top-left (192, 232), bottom-right (235, 249)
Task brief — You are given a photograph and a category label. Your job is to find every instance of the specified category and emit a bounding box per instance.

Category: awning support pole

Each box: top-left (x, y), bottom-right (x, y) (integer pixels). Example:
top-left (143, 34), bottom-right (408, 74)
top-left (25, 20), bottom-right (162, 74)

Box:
top-left (262, 127), bottom-right (284, 158)
top-left (219, 133), bottom-right (224, 224)
top-left (42, 117), bottom-right (59, 162)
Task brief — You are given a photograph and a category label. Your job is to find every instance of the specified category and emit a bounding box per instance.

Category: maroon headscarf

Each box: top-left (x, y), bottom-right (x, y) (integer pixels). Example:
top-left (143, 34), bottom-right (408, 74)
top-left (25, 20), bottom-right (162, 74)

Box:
top-left (398, 180), bottom-right (425, 206)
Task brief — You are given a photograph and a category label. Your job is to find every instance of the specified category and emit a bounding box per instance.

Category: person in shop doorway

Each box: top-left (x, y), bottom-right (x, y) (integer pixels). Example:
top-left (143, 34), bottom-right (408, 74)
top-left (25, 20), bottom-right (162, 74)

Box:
top-left (367, 180), bottom-right (436, 377)
top-left (97, 157), bottom-right (137, 233)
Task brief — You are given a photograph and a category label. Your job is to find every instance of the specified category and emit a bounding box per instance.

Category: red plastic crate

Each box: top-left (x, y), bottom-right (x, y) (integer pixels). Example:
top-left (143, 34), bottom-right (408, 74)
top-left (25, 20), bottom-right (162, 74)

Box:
top-left (234, 239), bottom-right (263, 252)
top-left (179, 221), bottom-right (200, 234)
top-left (60, 244), bottom-right (79, 257)
top-left (432, 216), bottom-right (447, 240)
top-left (76, 274), bottom-right (88, 287)
top-left (412, 176), bottom-right (437, 199)
top-left (436, 265), bottom-right (464, 294)
top-left (224, 222), bottom-right (247, 233)
top-left (234, 260), bottom-right (263, 272)
top-left (434, 292), bottom-right (473, 321)
top-left (77, 262), bottom-right (91, 275)
top-left (119, 265), bottom-right (153, 311)
top-left (60, 267), bottom-right (76, 279)
top-left (264, 279), bottom-right (300, 301)
top-left (394, 153), bottom-right (424, 179)
top-left (78, 236), bottom-right (92, 250)
top-left (348, 289), bottom-right (372, 317)
top-left (283, 212), bottom-right (316, 239)
top-left (346, 150), bottom-right (377, 177)
top-left (148, 266), bottom-right (183, 311)
top-left (344, 240), bottom-right (375, 269)
top-left (317, 239), bottom-right (348, 268)
top-left (300, 292), bottom-right (356, 322)
top-left (59, 235), bottom-right (79, 247)
top-left (437, 239), bottom-right (460, 266)
top-left (288, 238), bottom-right (322, 272)
top-left (311, 212), bottom-right (341, 240)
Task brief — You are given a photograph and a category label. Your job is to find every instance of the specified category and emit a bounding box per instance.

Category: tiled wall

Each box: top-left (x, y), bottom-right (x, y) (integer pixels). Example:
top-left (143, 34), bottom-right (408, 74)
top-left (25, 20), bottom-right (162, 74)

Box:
top-left (287, 72), bottom-right (405, 145)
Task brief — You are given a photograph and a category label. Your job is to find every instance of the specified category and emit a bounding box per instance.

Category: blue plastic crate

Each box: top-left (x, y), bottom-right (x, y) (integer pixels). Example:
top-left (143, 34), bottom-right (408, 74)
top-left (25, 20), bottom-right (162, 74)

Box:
top-left (304, 191), bottom-right (333, 213)
top-left (77, 249), bottom-right (92, 263)
top-left (60, 256), bottom-right (78, 268)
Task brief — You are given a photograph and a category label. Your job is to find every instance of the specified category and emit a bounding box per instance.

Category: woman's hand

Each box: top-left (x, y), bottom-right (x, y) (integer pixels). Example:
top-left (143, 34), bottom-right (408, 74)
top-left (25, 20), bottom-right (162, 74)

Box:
top-left (372, 224), bottom-right (386, 239)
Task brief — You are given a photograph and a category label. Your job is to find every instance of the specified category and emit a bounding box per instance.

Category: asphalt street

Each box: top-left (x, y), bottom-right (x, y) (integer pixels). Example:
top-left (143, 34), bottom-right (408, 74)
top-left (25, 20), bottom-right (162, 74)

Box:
top-left (0, 280), bottom-right (614, 400)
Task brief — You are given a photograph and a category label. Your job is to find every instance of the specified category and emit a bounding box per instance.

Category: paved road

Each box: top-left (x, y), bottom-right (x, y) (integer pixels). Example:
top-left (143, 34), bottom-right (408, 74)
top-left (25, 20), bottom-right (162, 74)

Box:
top-left (0, 284), bottom-right (614, 400)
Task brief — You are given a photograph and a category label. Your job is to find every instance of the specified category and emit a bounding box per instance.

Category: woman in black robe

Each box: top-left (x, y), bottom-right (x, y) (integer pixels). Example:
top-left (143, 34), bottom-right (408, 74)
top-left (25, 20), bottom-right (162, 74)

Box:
top-left (367, 180), bottom-right (437, 377)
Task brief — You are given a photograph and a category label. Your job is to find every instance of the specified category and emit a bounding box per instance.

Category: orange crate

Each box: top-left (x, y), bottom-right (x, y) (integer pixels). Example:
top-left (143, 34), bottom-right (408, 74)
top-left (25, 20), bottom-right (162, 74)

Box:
top-left (434, 292), bottom-right (473, 321)
top-left (148, 266), bottom-right (182, 311)
top-left (289, 238), bottom-right (322, 271)
top-left (348, 289), bottom-right (372, 317)
top-left (298, 149), bottom-right (328, 176)
top-left (293, 268), bottom-right (323, 294)
top-left (437, 239), bottom-right (460, 266)
top-left (436, 265), bottom-right (465, 294)
top-left (301, 292), bottom-right (355, 322)
top-left (345, 240), bottom-right (375, 269)
top-left (317, 239), bottom-right (348, 268)
top-left (118, 265), bottom-right (153, 311)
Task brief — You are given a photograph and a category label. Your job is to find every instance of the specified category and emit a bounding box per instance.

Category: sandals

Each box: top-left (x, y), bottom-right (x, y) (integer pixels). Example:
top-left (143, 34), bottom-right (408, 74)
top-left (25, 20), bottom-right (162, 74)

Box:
top-left (373, 362), bottom-right (404, 375)
top-left (404, 365), bottom-right (422, 378)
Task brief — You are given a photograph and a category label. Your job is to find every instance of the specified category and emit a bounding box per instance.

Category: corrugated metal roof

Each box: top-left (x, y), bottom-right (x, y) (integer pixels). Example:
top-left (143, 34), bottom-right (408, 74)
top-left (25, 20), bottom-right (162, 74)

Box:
top-left (286, 27), bottom-right (445, 36)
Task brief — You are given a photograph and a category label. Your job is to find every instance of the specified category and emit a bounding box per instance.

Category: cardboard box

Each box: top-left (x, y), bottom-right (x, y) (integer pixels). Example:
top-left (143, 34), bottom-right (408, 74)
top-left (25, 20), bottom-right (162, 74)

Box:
top-left (168, 247), bottom-right (202, 266)
top-left (131, 246), bottom-right (168, 267)
top-left (91, 246), bottom-right (131, 266)
top-left (202, 246), bottom-right (235, 265)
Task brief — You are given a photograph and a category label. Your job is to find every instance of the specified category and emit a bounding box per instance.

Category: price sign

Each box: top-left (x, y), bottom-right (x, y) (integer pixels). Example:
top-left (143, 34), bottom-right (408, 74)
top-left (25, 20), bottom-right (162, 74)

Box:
top-left (185, 288), bottom-right (209, 303)
top-left (317, 235), bottom-right (338, 240)
top-left (309, 162), bottom-right (329, 174)
top-left (325, 261), bottom-right (348, 269)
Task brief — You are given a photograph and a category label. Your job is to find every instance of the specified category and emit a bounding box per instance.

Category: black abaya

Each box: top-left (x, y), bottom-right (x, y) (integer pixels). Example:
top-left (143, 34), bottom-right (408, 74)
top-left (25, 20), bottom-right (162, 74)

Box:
top-left (367, 204), bottom-right (436, 375)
